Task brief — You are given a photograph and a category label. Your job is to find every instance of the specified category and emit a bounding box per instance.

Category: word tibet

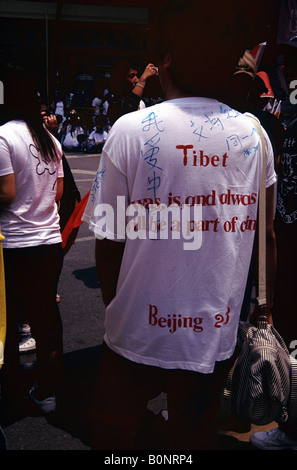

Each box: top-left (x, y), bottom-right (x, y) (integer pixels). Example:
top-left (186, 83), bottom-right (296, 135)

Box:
top-left (176, 145), bottom-right (229, 167)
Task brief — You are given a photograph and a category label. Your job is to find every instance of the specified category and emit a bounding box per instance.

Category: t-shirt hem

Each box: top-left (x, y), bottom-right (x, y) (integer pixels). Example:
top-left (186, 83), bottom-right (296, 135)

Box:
top-left (2, 235), bottom-right (62, 249)
top-left (266, 174), bottom-right (277, 188)
top-left (83, 216), bottom-right (125, 242)
top-left (104, 335), bottom-right (235, 374)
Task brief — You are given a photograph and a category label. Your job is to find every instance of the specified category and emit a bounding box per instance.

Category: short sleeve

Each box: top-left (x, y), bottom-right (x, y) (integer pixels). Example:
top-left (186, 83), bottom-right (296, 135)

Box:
top-left (82, 150), bottom-right (129, 241)
top-left (0, 135), bottom-right (14, 176)
top-left (263, 127), bottom-right (277, 188)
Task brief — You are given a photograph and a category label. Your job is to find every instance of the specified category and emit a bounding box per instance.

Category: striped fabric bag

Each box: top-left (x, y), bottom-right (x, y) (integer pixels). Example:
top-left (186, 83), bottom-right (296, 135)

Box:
top-left (220, 115), bottom-right (297, 425)
top-left (221, 320), bottom-right (297, 425)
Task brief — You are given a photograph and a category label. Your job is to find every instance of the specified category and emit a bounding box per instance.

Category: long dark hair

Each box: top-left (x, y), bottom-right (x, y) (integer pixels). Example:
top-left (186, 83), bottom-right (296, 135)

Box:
top-left (0, 67), bottom-right (59, 163)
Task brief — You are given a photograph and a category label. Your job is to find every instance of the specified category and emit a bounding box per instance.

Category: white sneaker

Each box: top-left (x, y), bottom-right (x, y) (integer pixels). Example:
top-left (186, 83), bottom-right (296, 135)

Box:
top-left (19, 336), bottom-right (36, 353)
top-left (250, 427), bottom-right (297, 450)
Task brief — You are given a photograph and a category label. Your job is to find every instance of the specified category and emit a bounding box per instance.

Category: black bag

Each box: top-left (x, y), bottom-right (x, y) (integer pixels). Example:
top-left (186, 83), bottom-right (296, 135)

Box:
top-left (58, 154), bottom-right (81, 233)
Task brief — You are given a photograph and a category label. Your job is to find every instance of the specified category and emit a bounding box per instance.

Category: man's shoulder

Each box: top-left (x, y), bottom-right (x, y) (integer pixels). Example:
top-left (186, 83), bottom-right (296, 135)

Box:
top-left (112, 102), bottom-right (164, 127)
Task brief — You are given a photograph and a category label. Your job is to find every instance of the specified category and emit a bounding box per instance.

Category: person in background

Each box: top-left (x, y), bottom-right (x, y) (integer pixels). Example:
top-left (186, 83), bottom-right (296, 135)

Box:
top-left (225, 51), bottom-right (284, 322)
top-left (61, 111), bottom-right (85, 151)
top-left (54, 91), bottom-right (66, 125)
top-left (106, 59), bottom-right (158, 126)
top-left (83, 114), bottom-right (109, 154)
top-left (91, 89), bottom-right (109, 121)
top-left (226, 50), bottom-right (284, 169)
top-left (0, 67), bottom-right (64, 414)
top-left (250, 39), bottom-right (297, 451)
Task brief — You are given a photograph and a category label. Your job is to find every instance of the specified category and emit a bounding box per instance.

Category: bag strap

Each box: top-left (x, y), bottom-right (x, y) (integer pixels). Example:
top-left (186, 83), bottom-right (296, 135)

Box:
top-left (244, 114), bottom-right (267, 309)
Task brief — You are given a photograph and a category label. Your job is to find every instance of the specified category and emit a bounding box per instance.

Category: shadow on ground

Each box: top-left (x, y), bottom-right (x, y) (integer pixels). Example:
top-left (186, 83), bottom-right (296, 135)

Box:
top-left (72, 266), bottom-right (100, 289)
top-left (51, 345), bottom-right (102, 446)
top-left (0, 345), bottom-right (102, 448)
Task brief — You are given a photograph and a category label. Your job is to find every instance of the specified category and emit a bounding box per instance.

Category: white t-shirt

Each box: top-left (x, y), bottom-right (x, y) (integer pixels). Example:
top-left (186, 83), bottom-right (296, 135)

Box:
top-left (0, 120), bottom-right (64, 248)
top-left (83, 97), bottom-right (276, 373)
top-left (63, 125), bottom-right (84, 149)
top-left (88, 129), bottom-right (108, 143)
top-left (55, 100), bottom-right (65, 121)
top-left (92, 96), bottom-right (102, 116)
top-left (92, 96), bottom-right (109, 116)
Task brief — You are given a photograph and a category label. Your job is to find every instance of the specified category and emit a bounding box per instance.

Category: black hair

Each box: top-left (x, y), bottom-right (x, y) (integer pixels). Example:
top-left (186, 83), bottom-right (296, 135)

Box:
top-left (156, 0), bottom-right (272, 98)
top-left (0, 67), bottom-right (59, 163)
top-left (110, 59), bottom-right (139, 96)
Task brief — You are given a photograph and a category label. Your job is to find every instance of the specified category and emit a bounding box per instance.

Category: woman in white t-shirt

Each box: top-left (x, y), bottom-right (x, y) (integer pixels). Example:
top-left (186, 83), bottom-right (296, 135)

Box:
top-left (0, 68), bottom-right (64, 413)
top-left (61, 112), bottom-right (85, 151)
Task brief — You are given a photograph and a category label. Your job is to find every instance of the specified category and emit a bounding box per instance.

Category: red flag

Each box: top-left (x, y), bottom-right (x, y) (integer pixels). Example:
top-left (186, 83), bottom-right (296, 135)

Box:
top-left (61, 190), bottom-right (90, 254)
top-left (250, 42), bottom-right (267, 70)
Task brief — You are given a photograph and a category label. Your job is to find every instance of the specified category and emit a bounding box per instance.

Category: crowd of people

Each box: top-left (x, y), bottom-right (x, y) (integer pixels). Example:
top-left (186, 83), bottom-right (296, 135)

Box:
top-left (1, 0), bottom-right (297, 451)
top-left (41, 60), bottom-right (162, 155)
top-left (40, 90), bottom-right (110, 153)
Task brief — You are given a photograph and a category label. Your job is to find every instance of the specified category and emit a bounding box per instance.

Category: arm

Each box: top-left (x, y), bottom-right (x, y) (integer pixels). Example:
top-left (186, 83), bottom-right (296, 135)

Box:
top-left (132, 63), bottom-right (158, 98)
top-left (0, 173), bottom-right (16, 206)
top-left (95, 238), bottom-right (125, 306)
top-left (56, 177), bottom-right (64, 202)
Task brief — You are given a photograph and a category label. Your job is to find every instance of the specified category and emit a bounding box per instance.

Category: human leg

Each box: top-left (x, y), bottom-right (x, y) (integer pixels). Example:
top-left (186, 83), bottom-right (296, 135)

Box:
top-left (3, 244), bottom-right (63, 400)
top-left (273, 216), bottom-right (297, 348)
top-left (23, 244), bottom-right (64, 398)
top-left (273, 217), bottom-right (297, 438)
top-left (166, 358), bottom-right (233, 450)
top-left (1, 248), bottom-right (23, 392)
top-left (250, 216), bottom-right (297, 447)
top-left (90, 343), bottom-right (163, 449)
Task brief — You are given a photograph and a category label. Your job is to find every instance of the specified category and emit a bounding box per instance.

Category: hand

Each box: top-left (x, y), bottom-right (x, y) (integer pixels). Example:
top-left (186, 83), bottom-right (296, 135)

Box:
top-left (249, 303), bottom-right (273, 326)
top-left (42, 113), bottom-right (58, 135)
top-left (139, 63), bottom-right (158, 82)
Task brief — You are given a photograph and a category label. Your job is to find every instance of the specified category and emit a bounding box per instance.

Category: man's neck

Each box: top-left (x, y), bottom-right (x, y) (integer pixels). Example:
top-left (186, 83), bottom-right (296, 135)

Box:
top-left (163, 76), bottom-right (193, 101)
top-left (165, 90), bottom-right (193, 100)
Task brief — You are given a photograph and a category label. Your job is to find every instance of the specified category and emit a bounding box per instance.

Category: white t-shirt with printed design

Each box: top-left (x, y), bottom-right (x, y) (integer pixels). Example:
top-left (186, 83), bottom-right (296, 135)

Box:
top-left (83, 97), bottom-right (276, 373)
top-left (0, 120), bottom-right (64, 248)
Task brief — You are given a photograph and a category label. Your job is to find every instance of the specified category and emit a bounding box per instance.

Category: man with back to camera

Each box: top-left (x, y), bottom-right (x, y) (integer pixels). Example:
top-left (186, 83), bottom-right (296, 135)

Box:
top-left (83, 1), bottom-right (277, 450)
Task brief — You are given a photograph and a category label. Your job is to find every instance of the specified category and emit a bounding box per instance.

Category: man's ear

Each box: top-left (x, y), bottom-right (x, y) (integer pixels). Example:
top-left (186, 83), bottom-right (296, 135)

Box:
top-left (162, 52), bottom-right (172, 70)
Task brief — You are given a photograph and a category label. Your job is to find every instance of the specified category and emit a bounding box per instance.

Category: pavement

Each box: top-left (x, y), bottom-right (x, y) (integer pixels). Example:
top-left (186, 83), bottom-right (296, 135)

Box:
top-left (0, 151), bottom-right (279, 452)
